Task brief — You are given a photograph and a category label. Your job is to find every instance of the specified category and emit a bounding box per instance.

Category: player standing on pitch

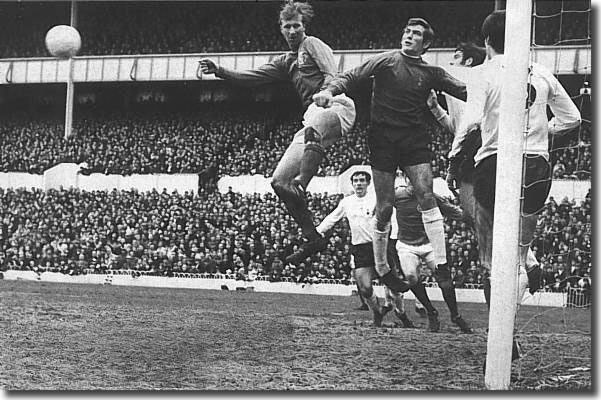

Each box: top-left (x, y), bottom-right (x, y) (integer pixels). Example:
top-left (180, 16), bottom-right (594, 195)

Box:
top-left (427, 42), bottom-right (542, 305)
top-left (200, 1), bottom-right (356, 266)
top-left (313, 18), bottom-right (466, 295)
top-left (457, 10), bottom-right (581, 366)
top-left (315, 171), bottom-right (415, 328)
top-left (393, 173), bottom-right (472, 333)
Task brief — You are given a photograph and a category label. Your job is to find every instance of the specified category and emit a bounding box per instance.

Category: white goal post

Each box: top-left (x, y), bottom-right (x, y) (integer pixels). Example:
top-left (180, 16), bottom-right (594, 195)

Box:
top-left (484, 0), bottom-right (533, 390)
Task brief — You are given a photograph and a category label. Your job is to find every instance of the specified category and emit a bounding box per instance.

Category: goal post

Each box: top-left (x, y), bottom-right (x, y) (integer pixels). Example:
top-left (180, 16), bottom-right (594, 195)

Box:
top-left (484, 0), bottom-right (533, 390)
top-left (64, 0), bottom-right (78, 139)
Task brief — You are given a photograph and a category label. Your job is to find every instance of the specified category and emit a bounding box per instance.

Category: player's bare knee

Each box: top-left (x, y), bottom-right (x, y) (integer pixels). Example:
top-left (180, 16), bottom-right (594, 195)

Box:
top-left (271, 179), bottom-right (287, 197)
top-left (309, 110), bottom-right (341, 141)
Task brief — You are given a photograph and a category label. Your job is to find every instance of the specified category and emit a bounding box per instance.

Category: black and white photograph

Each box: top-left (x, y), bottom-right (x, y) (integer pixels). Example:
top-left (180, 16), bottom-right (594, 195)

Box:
top-left (0, 0), bottom-right (592, 391)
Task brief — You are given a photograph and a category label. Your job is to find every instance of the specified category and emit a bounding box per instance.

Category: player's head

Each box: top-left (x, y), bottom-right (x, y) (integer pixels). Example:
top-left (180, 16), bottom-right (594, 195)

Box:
top-left (279, 1), bottom-right (313, 50)
top-left (401, 18), bottom-right (435, 56)
top-left (350, 171), bottom-right (371, 196)
top-left (482, 10), bottom-right (506, 55)
top-left (450, 42), bottom-right (486, 67)
top-left (394, 170), bottom-right (414, 197)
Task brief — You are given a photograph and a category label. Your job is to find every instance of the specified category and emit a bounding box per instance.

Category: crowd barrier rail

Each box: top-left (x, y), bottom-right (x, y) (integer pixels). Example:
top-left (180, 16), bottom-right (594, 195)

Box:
top-left (2, 269), bottom-right (586, 308)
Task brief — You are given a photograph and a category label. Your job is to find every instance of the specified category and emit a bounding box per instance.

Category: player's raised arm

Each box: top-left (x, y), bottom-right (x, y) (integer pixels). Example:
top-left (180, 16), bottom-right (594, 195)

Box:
top-left (313, 52), bottom-right (393, 107)
top-left (455, 66), bottom-right (487, 142)
top-left (434, 67), bottom-right (467, 102)
top-left (199, 56), bottom-right (288, 87)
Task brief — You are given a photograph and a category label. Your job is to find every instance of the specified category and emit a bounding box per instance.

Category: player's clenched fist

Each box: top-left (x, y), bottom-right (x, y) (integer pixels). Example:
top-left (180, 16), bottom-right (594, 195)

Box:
top-left (312, 90), bottom-right (334, 108)
top-left (199, 59), bottom-right (218, 74)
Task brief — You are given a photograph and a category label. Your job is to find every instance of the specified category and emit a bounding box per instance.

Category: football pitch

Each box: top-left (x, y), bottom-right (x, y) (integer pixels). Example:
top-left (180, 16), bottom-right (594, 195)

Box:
top-left (0, 279), bottom-right (591, 391)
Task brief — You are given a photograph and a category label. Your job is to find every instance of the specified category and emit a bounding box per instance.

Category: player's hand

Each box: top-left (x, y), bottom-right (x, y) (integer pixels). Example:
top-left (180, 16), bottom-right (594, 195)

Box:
top-left (427, 89), bottom-right (439, 110)
top-left (446, 157), bottom-right (460, 197)
top-left (312, 90), bottom-right (334, 108)
top-left (446, 172), bottom-right (458, 196)
top-left (199, 58), bottom-right (218, 74)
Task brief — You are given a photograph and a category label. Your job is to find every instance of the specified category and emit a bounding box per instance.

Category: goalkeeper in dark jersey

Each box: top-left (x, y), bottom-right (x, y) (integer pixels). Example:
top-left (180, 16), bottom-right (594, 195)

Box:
top-left (313, 17), bottom-right (466, 295)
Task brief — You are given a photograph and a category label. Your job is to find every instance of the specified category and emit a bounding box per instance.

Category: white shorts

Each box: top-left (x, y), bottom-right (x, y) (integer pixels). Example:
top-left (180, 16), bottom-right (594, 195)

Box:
top-left (396, 240), bottom-right (436, 273)
top-left (293, 93), bottom-right (356, 144)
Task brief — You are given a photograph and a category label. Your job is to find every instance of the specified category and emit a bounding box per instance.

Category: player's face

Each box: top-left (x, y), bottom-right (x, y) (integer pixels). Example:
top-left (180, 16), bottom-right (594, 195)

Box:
top-left (352, 175), bottom-right (369, 196)
top-left (280, 14), bottom-right (306, 50)
top-left (401, 24), bottom-right (428, 56)
top-left (450, 50), bottom-right (464, 66)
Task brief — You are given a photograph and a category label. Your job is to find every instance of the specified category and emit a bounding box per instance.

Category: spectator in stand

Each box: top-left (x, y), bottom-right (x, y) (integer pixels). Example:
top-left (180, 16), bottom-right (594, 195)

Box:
top-left (0, 186), bottom-right (590, 292)
top-left (0, 1), bottom-right (587, 57)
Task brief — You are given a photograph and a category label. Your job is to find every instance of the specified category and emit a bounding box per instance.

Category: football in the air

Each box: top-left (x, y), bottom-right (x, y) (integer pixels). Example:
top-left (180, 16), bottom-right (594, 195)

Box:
top-left (45, 25), bottom-right (81, 59)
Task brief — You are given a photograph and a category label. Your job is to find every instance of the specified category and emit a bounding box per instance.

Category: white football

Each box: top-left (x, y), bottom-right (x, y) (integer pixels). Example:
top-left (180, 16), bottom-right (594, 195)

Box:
top-left (45, 25), bottom-right (81, 59)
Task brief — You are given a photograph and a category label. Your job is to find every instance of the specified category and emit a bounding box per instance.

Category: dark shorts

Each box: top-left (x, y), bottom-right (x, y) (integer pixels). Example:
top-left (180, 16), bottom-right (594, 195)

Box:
top-left (473, 154), bottom-right (551, 215)
top-left (368, 124), bottom-right (433, 173)
top-left (352, 240), bottom-right (401, 272)
top-left (457, 128), bottom-right (482, 184)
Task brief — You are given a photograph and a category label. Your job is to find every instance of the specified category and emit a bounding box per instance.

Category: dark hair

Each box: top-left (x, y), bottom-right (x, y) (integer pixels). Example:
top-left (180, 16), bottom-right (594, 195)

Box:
top-left (481, 10), bottom-right (505, 54)
top-left (405, 17), bottom-right (435, 52)
top-left (455, 42), bottom-right (486, 66)
top-left (350, 171), bottom-right (371, 183)
top-left (279, 1), bottom-right (314, 26)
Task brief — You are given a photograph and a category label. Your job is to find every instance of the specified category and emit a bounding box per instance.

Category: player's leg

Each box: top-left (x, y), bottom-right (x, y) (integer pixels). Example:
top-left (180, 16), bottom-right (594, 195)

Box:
top-left (271, 131), bottom-right (308, 222)
top-left (272, 130), bottom-right (327, 265)
top-left (366, 131), bottom-right (410, 294)
top-left (351, 255), bottom-right (369, 310)
top-left (352, 243), bottom-right (388, 326)
top-left (473, 154), bottom-right (521, 364)
top-left (354, 268), bottom-right (385, 326)
top-left (396, 241), bottom-right (440, 332)
top-left (386, 240), bottom-right (414, 328)
top-left (424, 251), bottom-right (473, 333)
top-left (371, 169), bottom-right (410, 293)
top-left (455, 127), bottom-right (481, 224)
top-left (296, 95), bottom-right (355, 189)
top-left (354, 267), bottom-right (385, 326)
top-left (472, 155), bottom-right (496, 309)
top-left (519, 155), bottom-right (551, 296)
top-left (403, 163), bottom-right (448, 269)
top-left (414, 298), bottom-right (427, 317)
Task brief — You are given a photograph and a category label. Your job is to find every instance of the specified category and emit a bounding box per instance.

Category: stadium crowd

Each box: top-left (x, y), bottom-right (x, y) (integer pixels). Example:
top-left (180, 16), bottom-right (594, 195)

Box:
top-left (0, 109), bottom-right (590, 180)
top-left (0, 184), bottom-right (591, 292)
top-left (0, 0), bottom-right (589, 58)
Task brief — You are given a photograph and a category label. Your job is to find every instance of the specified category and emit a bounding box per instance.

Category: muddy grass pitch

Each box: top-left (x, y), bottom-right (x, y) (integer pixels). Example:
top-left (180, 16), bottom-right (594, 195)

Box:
top-left (0, 280), bottom-right (591, 391)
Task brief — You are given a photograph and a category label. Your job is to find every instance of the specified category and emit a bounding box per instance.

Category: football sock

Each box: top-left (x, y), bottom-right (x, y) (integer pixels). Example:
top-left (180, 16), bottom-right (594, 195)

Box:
top-left (441, 286), bottom-right (459, 319)
top-left (410, 283), bottom-right (436, 314)
top-left (421, 207), bottom-right (447, 265)
top-left (364, 292), bottom-right (379, 312)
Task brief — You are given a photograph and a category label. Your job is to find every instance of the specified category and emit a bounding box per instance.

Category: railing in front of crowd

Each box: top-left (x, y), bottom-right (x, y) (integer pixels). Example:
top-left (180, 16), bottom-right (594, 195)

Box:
top-left (0, 45), bottom-right (590, 85)
top-left (3, 267), bottom-right (590, 308)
